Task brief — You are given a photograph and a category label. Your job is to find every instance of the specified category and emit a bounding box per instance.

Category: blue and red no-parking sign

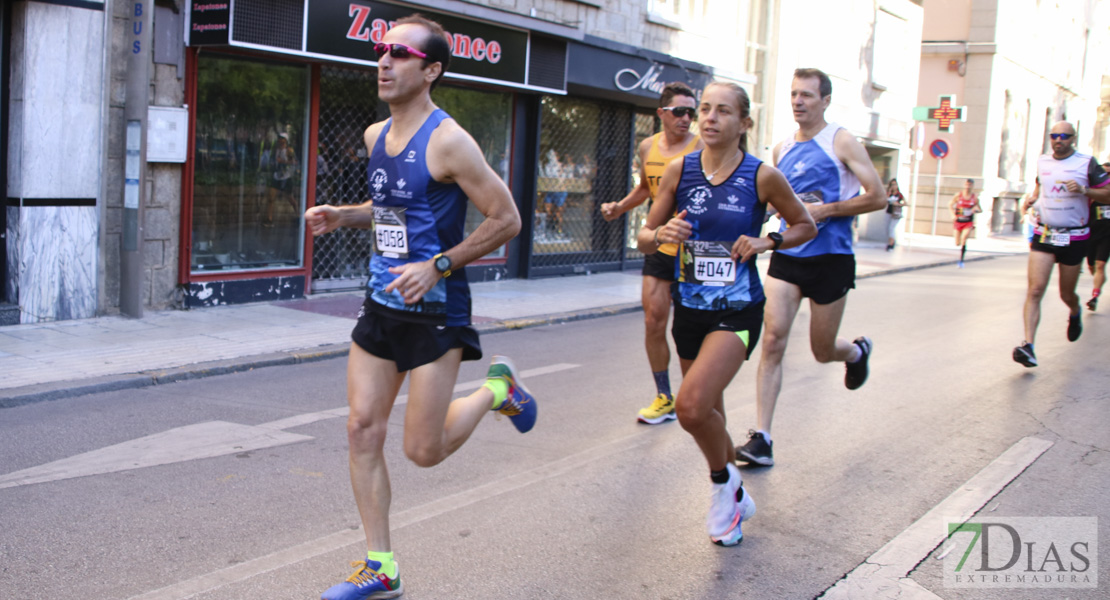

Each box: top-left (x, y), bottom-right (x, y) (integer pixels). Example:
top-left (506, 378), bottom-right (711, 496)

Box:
top-left (929, 139), bottom-right (950, 159)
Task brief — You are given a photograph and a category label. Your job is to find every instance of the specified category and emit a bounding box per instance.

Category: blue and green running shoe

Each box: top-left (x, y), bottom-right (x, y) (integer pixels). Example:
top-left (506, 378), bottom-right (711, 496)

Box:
top-left (321, 559), bottom-right (403, 600)
top-left (487, 355), bottom-right (537, 433)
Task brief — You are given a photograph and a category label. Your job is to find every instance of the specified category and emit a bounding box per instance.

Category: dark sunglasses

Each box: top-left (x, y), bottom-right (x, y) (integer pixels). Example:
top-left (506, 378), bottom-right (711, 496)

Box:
top-left (1050, 133), bottom-right (1074, 140)
top-left (661, 106), bottom-right (697, 119)
top-left (373, 42), bottom-right (428, 60)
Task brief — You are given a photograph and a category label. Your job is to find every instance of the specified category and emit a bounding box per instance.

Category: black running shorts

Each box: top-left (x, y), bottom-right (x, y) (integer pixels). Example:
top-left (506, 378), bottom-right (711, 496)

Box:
top-left (642, 250), bottom-right (677, 281)
top-left (1086, 231), bottom-right (1110, 266)
top-left (671, 300), bottom-right (764, 361)
top-left (351, 300), bottom-right (482, 372)
top-left (767, 252), bottom-right (856, 305)
top-left (1031, 237), bottom-right (1088, 267)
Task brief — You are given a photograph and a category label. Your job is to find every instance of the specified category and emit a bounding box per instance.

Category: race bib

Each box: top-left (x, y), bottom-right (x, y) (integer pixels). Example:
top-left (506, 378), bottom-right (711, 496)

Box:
top-left (1049, 231), bottom-right (1070, 246)
top-left (962, 207), bottom-right (974, 216)
top-left (373, 205), bottom-right (409, 258)
top-left (798, 190), bottom-right (827, 226)
top-left (1097, 205), bottom-right (1110, 220)
top-left (680, 241), bottom-right (736, 286)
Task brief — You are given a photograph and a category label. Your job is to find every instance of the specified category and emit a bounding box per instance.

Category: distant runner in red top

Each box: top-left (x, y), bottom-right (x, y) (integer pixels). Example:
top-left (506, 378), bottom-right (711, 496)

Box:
top-left (949, 178), bottom-right (982, 268)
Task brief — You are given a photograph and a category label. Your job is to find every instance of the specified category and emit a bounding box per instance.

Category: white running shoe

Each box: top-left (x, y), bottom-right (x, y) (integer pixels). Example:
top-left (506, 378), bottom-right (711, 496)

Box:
top-left (707, 463), bottom-right (742, 545)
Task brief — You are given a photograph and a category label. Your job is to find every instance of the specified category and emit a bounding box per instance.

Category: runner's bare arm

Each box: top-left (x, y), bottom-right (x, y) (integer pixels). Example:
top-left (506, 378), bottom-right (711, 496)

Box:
top-left (1022, 181), bottom-right (1040, 212)
top-left (302, 122), bottom-right (385, 235)
top-left (733, 165), bottom-right (816, 262)
top-left (428, 121), bottom-right (521, 265)
top-left (808, 129), bottom-right (885, 220)
top-left (602, 137), bottom-right (653, 221)
top-left (637, 158), bottom-right (688, 254)
top-left (384, 120), bottom-right (520, 304)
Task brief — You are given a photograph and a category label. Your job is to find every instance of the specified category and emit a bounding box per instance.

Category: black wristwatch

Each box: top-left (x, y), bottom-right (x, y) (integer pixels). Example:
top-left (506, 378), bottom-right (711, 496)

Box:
top-left (433, 253), bottom-right (453, 278)
top-left (767, 232), bottom-right (784, 250)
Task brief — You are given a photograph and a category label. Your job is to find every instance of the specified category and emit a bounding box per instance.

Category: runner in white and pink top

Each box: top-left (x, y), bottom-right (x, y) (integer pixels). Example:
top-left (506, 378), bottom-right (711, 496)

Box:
top-left (1013, 121), bottom-right (1110, 368)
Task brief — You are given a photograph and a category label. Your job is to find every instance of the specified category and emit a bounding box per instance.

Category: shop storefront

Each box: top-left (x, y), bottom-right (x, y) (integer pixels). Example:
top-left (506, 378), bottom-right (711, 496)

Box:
top-left (181, 1), bottom-right (714, 305)
top-left (530, 39), bottom-right (714, 277)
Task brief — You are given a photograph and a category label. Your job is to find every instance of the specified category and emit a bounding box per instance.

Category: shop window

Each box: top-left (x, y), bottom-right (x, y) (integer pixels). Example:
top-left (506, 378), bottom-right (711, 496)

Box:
top-left (313, 66), bottom-right (383, 291)
top-left (532, 96), bottom-right (630, 273)
top-left (191, 54), bottom-right (309, 273)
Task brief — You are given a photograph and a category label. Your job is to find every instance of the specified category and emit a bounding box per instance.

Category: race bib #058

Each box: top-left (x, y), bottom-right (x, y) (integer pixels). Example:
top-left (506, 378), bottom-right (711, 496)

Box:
top-left (373, 205), bottom-right (409, 259)
top-left (681, 240), bottom-right (737, 286)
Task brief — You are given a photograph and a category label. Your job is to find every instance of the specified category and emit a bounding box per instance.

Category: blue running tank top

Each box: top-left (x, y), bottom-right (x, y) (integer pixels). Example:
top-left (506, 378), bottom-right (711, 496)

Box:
top-left (366, 109), bottom-right (471, 326)
top-left (672, 150), bottom-right (767, 311)
top-left (775, 123), bottom-right (860, 256)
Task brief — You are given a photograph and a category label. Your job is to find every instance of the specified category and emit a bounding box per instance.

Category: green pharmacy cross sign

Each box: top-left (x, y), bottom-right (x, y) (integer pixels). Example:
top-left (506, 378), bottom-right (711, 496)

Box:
top-left (913, 95), bottom-right (967, 133)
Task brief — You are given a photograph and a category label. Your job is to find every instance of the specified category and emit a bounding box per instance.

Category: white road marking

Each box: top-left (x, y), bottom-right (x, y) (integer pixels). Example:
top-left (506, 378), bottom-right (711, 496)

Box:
top-left (0, 422), bottom-right (312, 490)
top-left (818, 436), bottom-right (1054, 599)
top-left (0, 363), bottom-right (580, 490)
top-left (126, 426), bottom-right (655, 600)
top-left (255, 363), bottom-right (580, 429)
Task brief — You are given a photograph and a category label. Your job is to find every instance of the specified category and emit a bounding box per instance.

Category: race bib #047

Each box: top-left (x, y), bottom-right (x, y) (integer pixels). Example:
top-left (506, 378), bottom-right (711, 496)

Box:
top-left (680, 240), bottom-right (737, 286)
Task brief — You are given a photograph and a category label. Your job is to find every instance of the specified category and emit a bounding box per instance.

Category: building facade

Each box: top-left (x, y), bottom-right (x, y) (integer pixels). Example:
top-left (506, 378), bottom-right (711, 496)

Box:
top-left (910, 0), bottom-right (1110, 238)
top-left (761, 0), bottom-right (925, 242)
top-left (2, 0), bottom-right (784, 323)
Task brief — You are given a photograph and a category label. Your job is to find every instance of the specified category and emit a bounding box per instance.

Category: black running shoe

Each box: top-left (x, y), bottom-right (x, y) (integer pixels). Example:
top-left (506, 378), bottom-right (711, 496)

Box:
top-left (1087, 297), bottom-right (1098, 312)
top-left (736, 430), bottom-right (774, 467)
top-left (1067, 314), bottom-right (1082, 342)
top-left (844, 336), bottom-right (872, 390)
top-left (1012, 343), bottom-right (1037, 368)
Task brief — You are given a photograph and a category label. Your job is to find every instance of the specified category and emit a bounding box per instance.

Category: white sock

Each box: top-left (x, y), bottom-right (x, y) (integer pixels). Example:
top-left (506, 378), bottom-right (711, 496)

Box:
top-left (847, 343), bottom-right (863, 363)
top-left (757, 430), bottom-right (771, 443)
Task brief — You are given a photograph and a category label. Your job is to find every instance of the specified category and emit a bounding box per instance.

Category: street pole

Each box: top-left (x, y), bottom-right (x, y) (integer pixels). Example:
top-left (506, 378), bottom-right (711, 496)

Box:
top-left (121, 1), bottom-right (152, 317)
top-left (907, 122), bottom-right (923, 245)
top-left (931, 158), bottom-right (942, 236)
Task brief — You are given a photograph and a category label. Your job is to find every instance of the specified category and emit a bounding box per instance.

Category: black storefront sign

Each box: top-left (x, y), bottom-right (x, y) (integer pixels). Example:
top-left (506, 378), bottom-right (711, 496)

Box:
top-left (186, 0), bottom-right (528, 87)
top-left (566, 39), bottom-right (715, 106)
top-left (307, 1), bottom-right (528, 85)
top-left (187, 1), bottom-right (229, 46)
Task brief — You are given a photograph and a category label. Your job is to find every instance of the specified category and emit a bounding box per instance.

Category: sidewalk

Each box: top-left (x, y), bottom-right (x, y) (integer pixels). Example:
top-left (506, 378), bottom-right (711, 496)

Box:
top-left (0, 233), bottom-right (1027, 406)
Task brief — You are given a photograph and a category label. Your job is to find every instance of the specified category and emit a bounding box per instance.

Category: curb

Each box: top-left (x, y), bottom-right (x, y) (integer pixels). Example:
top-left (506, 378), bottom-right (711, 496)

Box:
top-left (0, 254), bottom-right (1008, 408)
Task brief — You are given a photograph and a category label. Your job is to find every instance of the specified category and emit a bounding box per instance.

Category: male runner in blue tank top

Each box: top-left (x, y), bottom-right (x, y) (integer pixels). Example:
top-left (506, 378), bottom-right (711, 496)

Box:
top-left (304, 15), bottom-right (536, 600)
top-left (735, 68), bottom-right (886, 467)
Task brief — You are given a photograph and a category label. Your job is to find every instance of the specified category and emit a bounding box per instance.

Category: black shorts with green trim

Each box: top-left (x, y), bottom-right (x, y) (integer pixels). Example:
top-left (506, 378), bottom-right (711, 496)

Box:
top-left (670, 300), bottom-right (764, 361)
top-left (351, 299), bottom-right (482, 372)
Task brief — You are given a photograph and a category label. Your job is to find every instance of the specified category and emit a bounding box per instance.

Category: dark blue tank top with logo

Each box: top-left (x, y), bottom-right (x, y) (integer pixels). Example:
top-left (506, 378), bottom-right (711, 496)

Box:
top-left (672, 150), bottom-right (766, 311)
top-left (366, 109), bottom-right (471, 326)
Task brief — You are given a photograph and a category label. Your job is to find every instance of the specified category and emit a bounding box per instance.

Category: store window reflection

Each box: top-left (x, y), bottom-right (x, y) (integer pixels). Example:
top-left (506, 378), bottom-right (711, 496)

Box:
top-left (192, 55), bottom-right (309, 273)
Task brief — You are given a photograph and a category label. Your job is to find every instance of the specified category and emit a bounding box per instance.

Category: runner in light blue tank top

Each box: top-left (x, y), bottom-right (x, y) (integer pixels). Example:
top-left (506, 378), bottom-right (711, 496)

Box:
top-left (775, 122), bottom-right (860, 257)
top-left (366, 109), bottom-right (471, 326)
top-left (735, 69), bottom-right (886, 471)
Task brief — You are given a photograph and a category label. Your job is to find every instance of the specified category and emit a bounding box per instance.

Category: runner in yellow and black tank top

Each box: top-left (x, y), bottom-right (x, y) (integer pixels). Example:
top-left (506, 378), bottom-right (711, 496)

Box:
top-left (598, 82), bottom-right (703, 426)
top-left (644, 132), bottom-right (702, 257)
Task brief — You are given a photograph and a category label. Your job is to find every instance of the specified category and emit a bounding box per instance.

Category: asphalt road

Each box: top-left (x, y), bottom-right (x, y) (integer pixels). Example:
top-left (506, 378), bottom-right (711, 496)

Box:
top-left (1, 255), bottom-right (1107, 600)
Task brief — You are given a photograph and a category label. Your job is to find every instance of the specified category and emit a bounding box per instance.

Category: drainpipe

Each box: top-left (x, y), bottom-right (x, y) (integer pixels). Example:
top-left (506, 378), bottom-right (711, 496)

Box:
top-left (121, 1), bottom-right (152, 317)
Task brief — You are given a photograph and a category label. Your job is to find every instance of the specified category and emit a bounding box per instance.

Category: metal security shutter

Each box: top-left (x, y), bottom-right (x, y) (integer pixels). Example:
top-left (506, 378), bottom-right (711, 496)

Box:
top-left (529, 96), bottom-right (630, 276)
top-left (311, 65), bottom-right (383, 292)
top-left (528, 36), bottom-right (566, 91)
top-left (232, 0), bottom-right (304, 51)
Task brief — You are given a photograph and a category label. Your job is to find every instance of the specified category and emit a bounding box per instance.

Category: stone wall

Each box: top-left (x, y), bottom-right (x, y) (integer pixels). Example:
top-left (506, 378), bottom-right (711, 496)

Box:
top-left (103, 0), bottom-right (186, 313)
